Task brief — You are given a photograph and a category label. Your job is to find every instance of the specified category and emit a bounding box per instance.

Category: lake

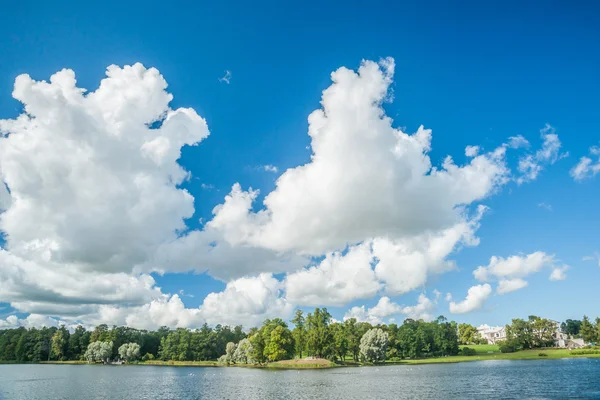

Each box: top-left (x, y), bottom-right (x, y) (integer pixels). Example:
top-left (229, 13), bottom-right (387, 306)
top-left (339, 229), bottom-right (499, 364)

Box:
top-left (1, 359), bottom-right (600, 399)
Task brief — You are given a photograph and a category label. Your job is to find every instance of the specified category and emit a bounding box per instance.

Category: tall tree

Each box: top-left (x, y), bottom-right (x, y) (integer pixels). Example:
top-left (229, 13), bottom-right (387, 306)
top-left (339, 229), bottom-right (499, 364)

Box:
top-left (359, 328), bottom-right (388, 363)
top-left (51, 327), bottom-right (69, 360)
top-left (580, 316), bottom-right (596, 343)
top-left (291, 309), bottom-right (306, 358)
top-left (306, 308), bottom-right (333, 358)
top-left (458, 323), bottom-right (479, 345)
top-left (330, 322), bottom-right (349, 362)
top-left (561, 319), bottom-right (582, 336)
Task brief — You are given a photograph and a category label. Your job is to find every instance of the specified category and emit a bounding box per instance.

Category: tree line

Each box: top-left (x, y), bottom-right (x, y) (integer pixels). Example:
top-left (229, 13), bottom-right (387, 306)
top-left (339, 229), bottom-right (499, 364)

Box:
top-left (1, 310), bottom-right (597, 363)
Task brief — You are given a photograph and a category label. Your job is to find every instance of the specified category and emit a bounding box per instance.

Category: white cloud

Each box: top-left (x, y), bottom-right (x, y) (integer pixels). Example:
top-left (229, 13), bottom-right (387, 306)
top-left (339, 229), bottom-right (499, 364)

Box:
top-left (0, 314), bottom-right (67, 329)
top-left (0, 63), bottom-right (208, 274)
top-left (209, 58), bottom-right (510, 256)
top-left (145, 228), bottom-right (308, 281)
top-left (285, 242), bottom-right (381, 306)
top-left (263, 165), bottom-right (278, 173)
top-left (473, 251), bottom-right (568, 294)
top-left (537, 202), bottom-right (552, 211)
top-left (200, 273), bottom-right (292, 328)
top-left (465, 145), bottom-right (480, 157)
top-left (343, 293), bottom-right (437, 324)
top-left (449, 284), bottom-right (492, 314)
top-left (515, 124), bottom-right (567, 184)
top-left (583, 252), bottom-right (600, 267)
top-left (0, 63), bottom-right (305, 326)
top-left (570, 146), bottom-right (600, 181)
top-left (219, 70), bottom-right (231, 84)
top-left (496, 278), bottom-right (528, 294)
top-left (549, 266), bottom-right (568, 281)
top-left (400, 293), bottom-right (437, 321)
top-left (343, 296), bottom-right (402, 325)
top-left (507, 135), bottom-right (530, 149)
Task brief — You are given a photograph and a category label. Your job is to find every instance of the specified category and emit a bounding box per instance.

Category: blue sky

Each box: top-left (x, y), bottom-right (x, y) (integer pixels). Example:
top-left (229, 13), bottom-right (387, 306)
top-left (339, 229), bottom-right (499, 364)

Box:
top-left (0, 1), bottom-right (599, 330)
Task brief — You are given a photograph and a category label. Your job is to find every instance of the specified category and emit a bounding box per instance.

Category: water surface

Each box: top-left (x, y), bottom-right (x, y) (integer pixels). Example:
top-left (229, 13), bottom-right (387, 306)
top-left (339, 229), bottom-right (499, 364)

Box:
top-left (1, 359), bottom-right (600, 399)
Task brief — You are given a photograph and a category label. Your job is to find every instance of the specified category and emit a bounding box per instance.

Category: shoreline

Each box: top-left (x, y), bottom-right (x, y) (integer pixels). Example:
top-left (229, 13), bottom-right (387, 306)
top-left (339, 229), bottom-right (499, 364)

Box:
top-left (4, 349), bottom-right (599, 369)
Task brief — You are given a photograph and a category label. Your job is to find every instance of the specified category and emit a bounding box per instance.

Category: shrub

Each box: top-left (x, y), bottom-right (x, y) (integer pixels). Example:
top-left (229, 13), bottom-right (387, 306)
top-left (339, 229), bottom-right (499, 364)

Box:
top-left (498, 339), bottom-right (519, 353)
top-left (142, 353), bottom-right (154, 361)
top-left (570, 349), bottom-right (600, 355)
top-left (461, 347), bottom-right (477, 356)
top-left (538, 353), bottom-right (548, 357)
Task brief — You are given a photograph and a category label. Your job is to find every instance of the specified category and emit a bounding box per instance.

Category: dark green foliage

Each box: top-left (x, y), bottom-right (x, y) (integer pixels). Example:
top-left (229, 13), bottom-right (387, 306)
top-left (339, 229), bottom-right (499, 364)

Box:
top-left (561, 319), bottom-right (582, 336)
top-left (461, 347), bottom-right (477, 356)
top-left (498, 339), bottom-right (520, 353)
top-left (393, 317), bottom-right (460, 359)
top-left (0, 323), bottom-right (245, 362)
top-left (538, 353), bottom-right (548, 357)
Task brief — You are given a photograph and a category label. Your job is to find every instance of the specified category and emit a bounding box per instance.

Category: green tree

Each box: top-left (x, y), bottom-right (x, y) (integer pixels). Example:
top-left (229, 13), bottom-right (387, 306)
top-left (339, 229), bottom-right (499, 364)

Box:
top-left (528, 316), bottom-right (555, 348)
top-left (264, 325), bottom-right (294, 361)
top-left (560, 319), bottom-right (582, 336)
top-left (291, 309), bottom-right (306, 358)
top-left (359, 328), bottom-right (388, 363)
top-left (118, 342), bottom-right (141, 362)
top-left (305, 308), bottom-right (333, 358)
top-left (51, 327), bottom-right (69, 360)
top-left (330, 322), bottom-right (348, 362)
top-left (458, 323), bottom-right (479, 345)
top-left (506, 318), bottom-right (533, 350)
top-left (580, 316), bottom-right (596, 343)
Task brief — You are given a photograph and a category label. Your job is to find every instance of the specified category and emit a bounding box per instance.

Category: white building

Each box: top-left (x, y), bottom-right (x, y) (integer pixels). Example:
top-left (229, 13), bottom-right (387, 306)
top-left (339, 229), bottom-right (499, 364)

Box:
top-left (478, 320), bottom-right (585, 348)
top-left (477, 324), bottom-right (506, 344)
top-left (550, 320), bottom-right (585, 348)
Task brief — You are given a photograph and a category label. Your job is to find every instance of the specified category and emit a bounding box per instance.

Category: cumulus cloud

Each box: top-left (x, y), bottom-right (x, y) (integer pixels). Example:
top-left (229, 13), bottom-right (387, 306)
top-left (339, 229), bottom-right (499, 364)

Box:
top-left (496, 278), bottom-right (528, 294)
top-left (449, 284), bottom-right (492, 314)
top-left (507, 135), bottom-right (530, 149)
top-left (515, 124), bottom-right (567, 184)
top-left (285, 242), bottom-right (381, 306)
top-left (465, 145), bottom-right (480, 157)
top-left (0, 314), bottom-right (66, 329)
top-left (209, 59), bottom-right (510, 256)
top-left (343, 293), bottom-right (437, 324)
top-left (200, 273), bottom-right (292, 328)
top-left (0, 64), bottom-right (209, 273)
top-left (549, 266), bottom-right (568, 281)
top-left (570, 146), bottom-right (600, 181)
top-left (473, 251), bottom-right (568, 292)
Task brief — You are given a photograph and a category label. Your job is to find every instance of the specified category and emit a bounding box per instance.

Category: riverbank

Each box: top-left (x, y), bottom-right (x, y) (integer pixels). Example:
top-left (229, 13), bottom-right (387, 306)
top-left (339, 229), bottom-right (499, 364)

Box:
top-left (29, 346), bottom-right (600, 369)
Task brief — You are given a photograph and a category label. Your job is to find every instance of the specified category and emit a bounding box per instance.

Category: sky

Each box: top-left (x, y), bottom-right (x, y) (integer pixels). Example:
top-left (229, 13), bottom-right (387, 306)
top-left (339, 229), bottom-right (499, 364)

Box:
top-left (0, 1), bottom-right (599, 331)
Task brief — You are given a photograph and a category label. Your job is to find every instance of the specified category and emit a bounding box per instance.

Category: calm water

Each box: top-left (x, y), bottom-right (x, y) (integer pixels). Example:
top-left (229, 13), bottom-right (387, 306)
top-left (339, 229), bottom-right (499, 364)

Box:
top-left (1, 359), bottom-right (600, 399)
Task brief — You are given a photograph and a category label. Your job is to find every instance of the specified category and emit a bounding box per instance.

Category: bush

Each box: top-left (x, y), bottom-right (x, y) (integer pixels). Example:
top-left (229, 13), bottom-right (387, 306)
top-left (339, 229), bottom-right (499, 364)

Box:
top-left (498, 339), bottom-right (519, 353)
top-left (461, 347), bottom-right (477, 356)
top-left (538, 353), bottom-right (548, 357)
top-left (570, 349), bottom-right (600, 355)
top-left (142, 353), bottom-right (154, 361)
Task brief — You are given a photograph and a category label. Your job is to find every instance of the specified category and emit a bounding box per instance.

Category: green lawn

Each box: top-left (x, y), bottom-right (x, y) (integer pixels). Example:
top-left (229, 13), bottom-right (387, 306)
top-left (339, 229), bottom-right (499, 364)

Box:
top-left (395, 348), bottom-right (600, 365)
top-left (459, 344), bottom-right (500, 354)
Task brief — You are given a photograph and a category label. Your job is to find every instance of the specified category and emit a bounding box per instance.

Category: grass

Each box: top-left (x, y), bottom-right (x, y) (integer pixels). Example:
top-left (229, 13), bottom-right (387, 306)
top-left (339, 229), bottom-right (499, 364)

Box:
top-left (396, 348), bottom-right (600, 365)
top-left (459, 344), bottom-right (500, 354)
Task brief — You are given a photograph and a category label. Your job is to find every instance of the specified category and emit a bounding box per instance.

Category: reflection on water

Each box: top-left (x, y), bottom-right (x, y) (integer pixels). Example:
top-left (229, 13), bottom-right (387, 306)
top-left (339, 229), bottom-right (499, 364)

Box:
top-left (1, 359), bottom-right (600, 399)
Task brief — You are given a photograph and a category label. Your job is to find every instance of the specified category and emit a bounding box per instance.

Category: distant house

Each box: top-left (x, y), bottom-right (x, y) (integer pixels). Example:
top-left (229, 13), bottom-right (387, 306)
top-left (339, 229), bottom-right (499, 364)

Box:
top-left (477, 324), bottom-right (506, 344)
top-left (550, 320), bottom-right (585, 348)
